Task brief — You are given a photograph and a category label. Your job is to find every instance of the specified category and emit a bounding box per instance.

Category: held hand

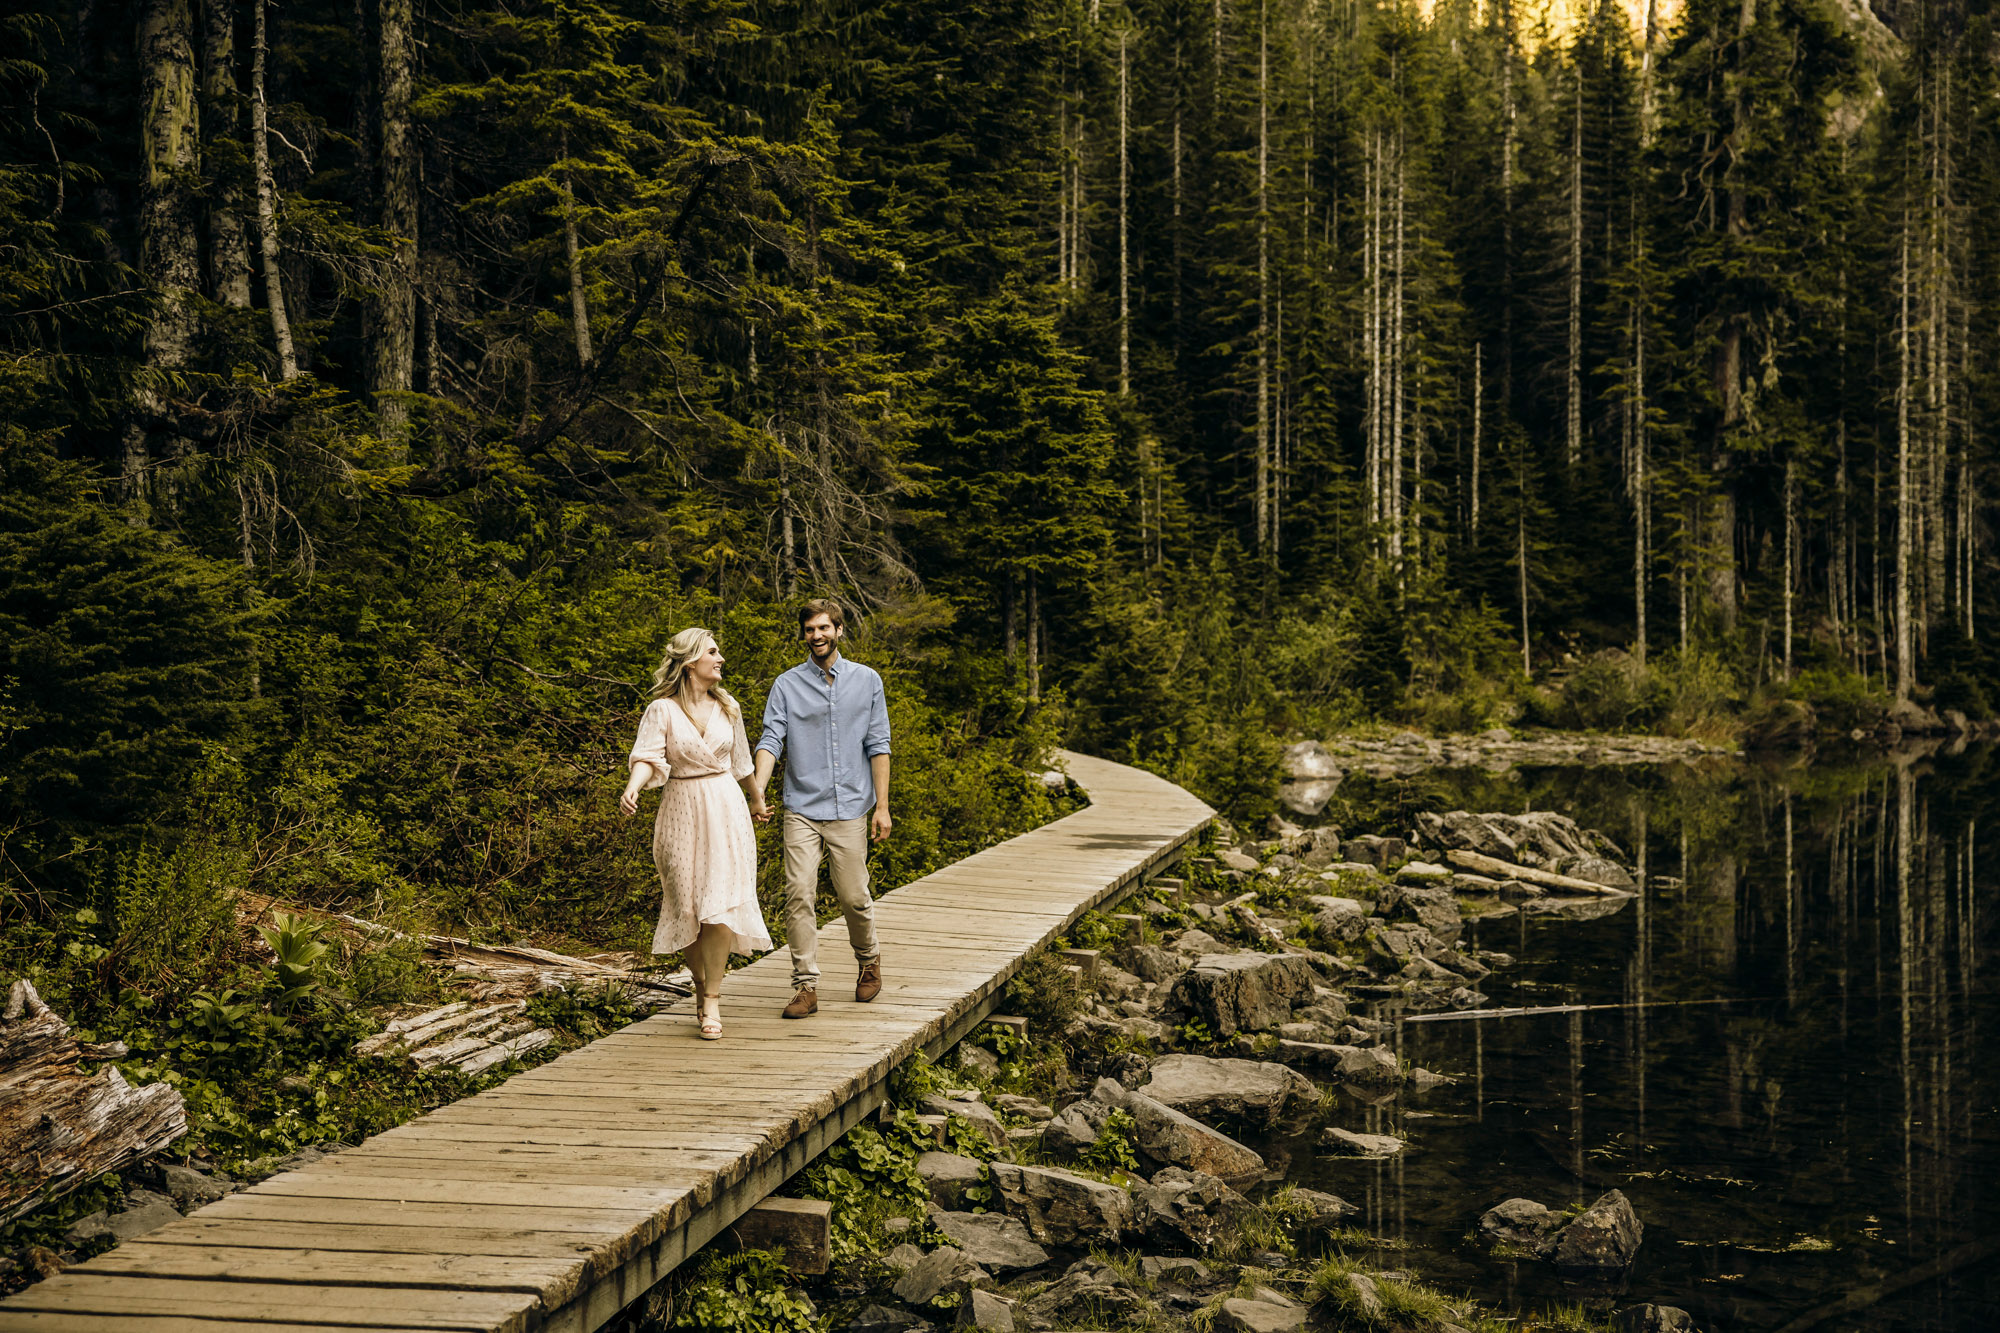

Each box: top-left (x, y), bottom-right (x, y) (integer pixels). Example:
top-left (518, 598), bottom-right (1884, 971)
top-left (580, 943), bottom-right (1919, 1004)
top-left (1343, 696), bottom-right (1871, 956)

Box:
top-left (619, 786), bottom-right (641, 817)
top-left (748, 796), bottom-right (772, 824)
top-left (871, 807), bottom-right (892, 843)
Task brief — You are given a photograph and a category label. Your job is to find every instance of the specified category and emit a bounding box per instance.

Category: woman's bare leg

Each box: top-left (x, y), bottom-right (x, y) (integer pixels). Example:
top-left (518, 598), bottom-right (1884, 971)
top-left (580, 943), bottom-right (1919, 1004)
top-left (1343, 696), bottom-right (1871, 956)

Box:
top-left (692, 924), bottom-right (730, 1028)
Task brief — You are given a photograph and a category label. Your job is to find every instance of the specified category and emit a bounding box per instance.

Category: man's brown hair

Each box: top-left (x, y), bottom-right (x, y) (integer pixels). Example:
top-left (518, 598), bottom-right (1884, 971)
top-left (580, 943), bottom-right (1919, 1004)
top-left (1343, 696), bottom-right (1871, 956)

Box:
top-left (798, 598), bottom-right (846, 633)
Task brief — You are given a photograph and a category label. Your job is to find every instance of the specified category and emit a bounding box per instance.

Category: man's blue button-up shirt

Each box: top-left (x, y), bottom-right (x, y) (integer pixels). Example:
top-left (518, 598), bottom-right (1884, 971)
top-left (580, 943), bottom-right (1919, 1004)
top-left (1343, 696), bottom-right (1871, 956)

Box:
top-left (755, 653), bottom-right (892, 822)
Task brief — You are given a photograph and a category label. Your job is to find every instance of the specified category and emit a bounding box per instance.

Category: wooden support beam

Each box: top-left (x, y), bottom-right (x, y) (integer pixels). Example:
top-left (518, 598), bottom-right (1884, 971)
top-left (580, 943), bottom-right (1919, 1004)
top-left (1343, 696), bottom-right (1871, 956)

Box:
top-left (724, 1198), bottom-right (831, 1275)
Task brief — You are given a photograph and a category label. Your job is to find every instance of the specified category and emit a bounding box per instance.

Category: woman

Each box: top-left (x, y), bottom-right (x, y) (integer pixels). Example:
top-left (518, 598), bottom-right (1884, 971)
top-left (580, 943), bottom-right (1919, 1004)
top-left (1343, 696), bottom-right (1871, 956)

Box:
top-left (620, 627), bottom-right (773, 1039)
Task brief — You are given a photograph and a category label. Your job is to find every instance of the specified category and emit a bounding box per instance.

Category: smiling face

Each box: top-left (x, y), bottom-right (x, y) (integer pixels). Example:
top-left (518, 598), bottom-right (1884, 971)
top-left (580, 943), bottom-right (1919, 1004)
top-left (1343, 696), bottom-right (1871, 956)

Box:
top-left (802, 612), bottom-right (842, 664)
top-left (687, 635), bottom-right (726, 690)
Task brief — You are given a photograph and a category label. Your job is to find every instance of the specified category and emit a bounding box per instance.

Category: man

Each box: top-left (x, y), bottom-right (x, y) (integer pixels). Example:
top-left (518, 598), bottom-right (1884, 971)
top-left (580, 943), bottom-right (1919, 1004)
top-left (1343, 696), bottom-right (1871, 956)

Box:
top-left (753, 599), bottom-right (892, 1018)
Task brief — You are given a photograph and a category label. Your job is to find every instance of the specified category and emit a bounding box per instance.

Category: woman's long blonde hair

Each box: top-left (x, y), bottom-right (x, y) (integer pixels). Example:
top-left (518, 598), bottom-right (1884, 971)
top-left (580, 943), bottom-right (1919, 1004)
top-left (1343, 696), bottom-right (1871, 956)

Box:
top-left (649, 626), bottom-right (741, 718)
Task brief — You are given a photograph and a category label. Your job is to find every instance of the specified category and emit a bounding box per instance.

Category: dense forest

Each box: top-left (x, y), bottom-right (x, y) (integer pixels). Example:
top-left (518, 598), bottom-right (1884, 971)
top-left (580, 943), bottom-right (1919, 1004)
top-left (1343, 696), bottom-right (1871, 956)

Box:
top-left (3, 0), bottom-right (1999, 960)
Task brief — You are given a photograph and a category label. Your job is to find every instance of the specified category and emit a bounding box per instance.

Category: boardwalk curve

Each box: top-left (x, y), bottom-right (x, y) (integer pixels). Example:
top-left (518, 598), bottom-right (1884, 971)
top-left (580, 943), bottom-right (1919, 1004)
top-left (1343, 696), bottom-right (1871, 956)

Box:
top-left (0, 750), bottom-right (1212, 1333)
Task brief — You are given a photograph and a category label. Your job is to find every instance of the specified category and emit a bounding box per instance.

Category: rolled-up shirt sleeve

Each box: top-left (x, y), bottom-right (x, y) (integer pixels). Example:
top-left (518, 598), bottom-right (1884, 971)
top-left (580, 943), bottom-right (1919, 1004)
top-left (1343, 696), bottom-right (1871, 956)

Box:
top-left (628, 700), bottom-right (671, 789)
top-left (756, 682), bottom-right (787, 758)
top-left (864, 672), bottom-right (892, 757)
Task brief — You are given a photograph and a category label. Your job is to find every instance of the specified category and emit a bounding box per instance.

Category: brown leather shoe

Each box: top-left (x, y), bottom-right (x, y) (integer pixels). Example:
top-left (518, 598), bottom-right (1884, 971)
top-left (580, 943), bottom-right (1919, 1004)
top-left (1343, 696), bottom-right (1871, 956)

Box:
top-left (782, 987), bottom-right (818, 1019)
top-left (855, 960), bottom-right (882, 1003)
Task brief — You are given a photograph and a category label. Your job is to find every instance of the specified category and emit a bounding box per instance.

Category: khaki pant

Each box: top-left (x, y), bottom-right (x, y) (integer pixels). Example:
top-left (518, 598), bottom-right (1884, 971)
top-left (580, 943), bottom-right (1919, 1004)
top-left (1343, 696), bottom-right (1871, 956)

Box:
top-left (782, 811), bottom-right (879, 990)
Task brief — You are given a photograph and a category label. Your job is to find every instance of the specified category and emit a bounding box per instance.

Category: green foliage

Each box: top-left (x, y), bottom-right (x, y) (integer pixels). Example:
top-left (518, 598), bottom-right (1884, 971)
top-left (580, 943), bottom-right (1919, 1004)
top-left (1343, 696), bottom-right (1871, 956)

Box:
top-left (670, 1248), bottom-right (818, 1333)
top-left (260, 913), bottom-right (331, 1012)
top-left (797, 1109), bottom-right (933, 1260)
top-left (1079, 1107), bottom-right (1141, 1176)
top-left (1001, 949), bottom-right (1083, 1038)
top-left (524, 983), bottom-right (638, 1043)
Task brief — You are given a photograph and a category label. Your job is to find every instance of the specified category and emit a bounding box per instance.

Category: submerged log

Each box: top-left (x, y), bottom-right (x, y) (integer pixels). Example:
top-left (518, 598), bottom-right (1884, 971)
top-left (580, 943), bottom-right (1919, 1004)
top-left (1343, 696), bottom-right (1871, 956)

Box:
top-left (1443, 849), bottom-right (1633, 898)
top-left (0, 980), bottom-right (187, 1223)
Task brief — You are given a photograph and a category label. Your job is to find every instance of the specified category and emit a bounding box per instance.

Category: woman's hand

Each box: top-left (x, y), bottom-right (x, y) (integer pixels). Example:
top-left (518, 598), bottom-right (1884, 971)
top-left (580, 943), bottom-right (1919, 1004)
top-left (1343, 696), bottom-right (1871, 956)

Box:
top-left (619, 780), bottom-right (644, 817)
top-left (747, 793), bottom-right (772, 824)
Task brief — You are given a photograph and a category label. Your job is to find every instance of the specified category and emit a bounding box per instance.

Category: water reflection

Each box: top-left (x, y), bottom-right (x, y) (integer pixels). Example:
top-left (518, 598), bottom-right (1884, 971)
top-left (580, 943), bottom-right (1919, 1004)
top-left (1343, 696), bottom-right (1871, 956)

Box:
top-left (1261, 746), bottom-right (2000, 1331)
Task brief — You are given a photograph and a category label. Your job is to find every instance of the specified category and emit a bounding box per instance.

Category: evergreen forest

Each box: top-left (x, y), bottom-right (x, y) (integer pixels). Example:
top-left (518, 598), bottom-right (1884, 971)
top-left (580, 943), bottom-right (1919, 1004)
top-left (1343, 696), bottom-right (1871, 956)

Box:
top-left (2, 0), bottom-right (1999, 1064)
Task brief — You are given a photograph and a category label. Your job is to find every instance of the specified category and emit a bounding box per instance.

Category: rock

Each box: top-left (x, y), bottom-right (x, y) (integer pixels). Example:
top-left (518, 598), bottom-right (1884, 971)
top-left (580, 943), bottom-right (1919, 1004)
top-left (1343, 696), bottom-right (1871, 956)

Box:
top-left (1324, 1271), bottom-right (1385, 1322)
top-left (1480, 727), bottom-right (1513, 742)
top-left (1216, 1298), bottom-right (1308, 1333)
top-left (883, 1242), bottom-right (928, 1271)
top-left (1139, 1255), bottom-right (1215, 1284)
top-left (1132, 1166), bottom-right (1257, 1250)
top-left (1281, 1187), bottom-right (1360, 1227)
top-left (1119, 944), bottom-right (1186, 983)
top-left (1375, 884), bottom-right (1463, 943)
top-left (1365, 924), bottom-right (1449, 969)
top-left (1552, 1189), bottom-right (1644, 1274)
top-left (1943, 708), bottom-right (1971, 735)
top-left (1304, 895), bottom-right (1369, 944)
top-left (892, 1246), bottom-right (989, 1307)
top-left (1219, 848), bottom-right (1261, 873)
top-left (957, 1046), bottom-right (1000, 1078)
top-left (954, 1288), bottom-right (1015, 1332)
top-left (109, 1190), bottom-right (183, 1241)
top-left (1298, 828), bottom-right (1344, 868)
top-left (1394, 860), bottom-right (1452, 882)
top-left (1279, 781), bottom-right (1339, 817)
top-left (1167, 953), bottom-right (1320, 1037)
top-left (1401, 955), bottom-right (1465, 983)
top-left (1408, 1067), bottom-right (1452, 1090)
top-left (920, 1095), bottom-right (1010, 1154)
top-left (1317, 1127), bottom-right (1404, 1158)
top-left (1550, 853), bottom-right (1637, 889)
top-left (987, 1163), bottom-right (1135, 1246)
top-left (1281, 740), bottom-right (1341, 780)
top-left (1041, 1097), bottom-right (1111, 1159)
top-left (1447, 987), bottom-right (1488, 1010)
top-left (994, 1095), bottom-right (1054, 1122)
top-left (1613, 1305), bottom-right (1698, 1333)
top-left (1140, 1054), bottom-right (1318, 1130)
top-left (61, 1211), bottom-right (111, 1248)
top-left (917, 1153), bottom-right (987, 1209)
top-left (849, 1304), bottom-right (933, 1333)
top-left (1888, 698), bottom-right (1945, 735)
top-left (1479, 1198), bottom-right (1565, 1255)
top-left (1273, 1041), bottom-right (1400, 1084)
top-left (1168, 929), bottom-right (1233, 957)
top-left (1021, 1259), bottom-right (1146, 1327)
top-left (1344, 835), bottom-right (1408, 867)
top-left (1097, 1080), bottom-right (1263, 1178)
top-left (931, 1212), bottom-right (1049, 1273)
top-left (152, 1162), bottom-right (232, 1212)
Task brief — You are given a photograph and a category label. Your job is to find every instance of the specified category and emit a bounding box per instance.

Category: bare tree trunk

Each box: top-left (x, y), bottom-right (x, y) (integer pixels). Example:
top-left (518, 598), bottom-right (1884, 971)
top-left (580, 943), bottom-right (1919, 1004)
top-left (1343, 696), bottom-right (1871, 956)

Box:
top-left (1026, 573), bottom-right (1041, 704)
top-left (125, 0), bottom-right (204, 520)
top-left (1566, 77), bottom-right (1583, 474)
top-left (1498, 0), bottom-right (1515, 407)
top-left (1389, 134), bottom-right (1406, 582)
top-left (370, 0), bottom-right (416, 432)
top-left (1640, 0), bottom-right (1660, 144)
top-left (1783, 459), bottom-right (1795, 679)
top-left (251, 0), bottom-right (296, 379)
top-left (202, 0), bottom-right (251, 308)
top-left (1171, 44), bottom-right (1183, 351)
top-left (1896, 214), bottom-right (1914, 700)
top-left (1118, 29), bottom-right (1130, 398)
top-left (1058, 98), bottom-right (1069, 286)
top-left (1471, 341), bottom-right (1483, 535)
top-left (1254, 0), bottom-right (1270, 562)
top-left (1519, 493), bottom-right (1531, 676)
top-left (1707, 0), bottom-right (1756, 632)
top-left (1634, 303), bottom-right (1649, 666)
top-left (564, 161), bottom-right (592, 365)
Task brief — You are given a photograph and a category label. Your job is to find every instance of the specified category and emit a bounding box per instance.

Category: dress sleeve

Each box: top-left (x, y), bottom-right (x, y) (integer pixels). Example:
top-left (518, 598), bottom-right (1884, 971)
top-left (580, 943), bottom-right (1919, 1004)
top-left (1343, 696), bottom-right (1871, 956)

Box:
top-left (628, 700), bottom-right (671, 789)
top-left (730, 708), bottom-right (754, 781)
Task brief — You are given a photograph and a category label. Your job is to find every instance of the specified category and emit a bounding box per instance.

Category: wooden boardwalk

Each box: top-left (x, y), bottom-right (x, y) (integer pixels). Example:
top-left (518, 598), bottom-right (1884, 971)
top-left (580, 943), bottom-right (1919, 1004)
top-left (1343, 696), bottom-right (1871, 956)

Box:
top-left (0, 751), bottom-right (1211, 1333)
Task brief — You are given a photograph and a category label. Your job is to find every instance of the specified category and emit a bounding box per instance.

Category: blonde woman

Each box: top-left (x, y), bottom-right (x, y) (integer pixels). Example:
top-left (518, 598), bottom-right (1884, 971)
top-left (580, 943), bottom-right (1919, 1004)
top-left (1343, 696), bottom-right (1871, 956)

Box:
top-left (620, 628), bottom-right (773, 1039)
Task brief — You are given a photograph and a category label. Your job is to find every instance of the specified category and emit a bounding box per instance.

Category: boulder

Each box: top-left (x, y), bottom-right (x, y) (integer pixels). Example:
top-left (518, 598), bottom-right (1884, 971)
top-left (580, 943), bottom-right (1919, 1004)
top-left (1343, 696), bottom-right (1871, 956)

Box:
top-left (954, 1289), bottom-right (1015, 1332)
top-left (1394, 860), bottom-right (1452, 882)
top-left (956, 1045), bottom-right (1000, 1079)
top-left (848, 1305), bottom-right (933, 1333)
top-left (1552, 1189), bottom-right (1644, 1274)
top-left (892, 1246), bottom-right (989, 1307)
top-left (920, 1095), bottom-right (1009, 1154)
top-left (1549, 854), bottom-right (1637, 889)
top-left (994, 1094), bottom-right (1054, 1123)
top-left (986, 1163), bottom-right (1134, 1246)
top-left (1298, 828), bottom-right (1345, 868)
top-left (1140, 1055), bottom-right (1318, 1130)
top-left (917, 1153), bottom-right (987, 1209)
top-left (1279, 1187), bottom-right (1360, 1228)
top-left (1021, 1259), bottom-right (1147, 1327)
top-left (1366, 924), bottom-right (1447, 969)
top-left (1304, 896), bottom-right (1369, 944)
top-left (1132, 1166), bottom-right (1257, 1250)
top-left (1479, 1198), bottom-right (1564, 1256)
top-left (883, 1243), bottom-right (928, 1271)
top-left (1317, 1127), bottom-right (1404, 1157)
top-left (1219, 848), bottom-right (1261, 873)
top-left (1168, 953), bottom-right (1321, 1037)
top-left (1281, 740), bottom-right (1341, 780)
top-left (108, 1190), bottom-right (183, 1242)
top-left (1272, 1041), bottom-right (1400, 1084)
top-left (1322, 1271), bottom-right (1385, 1322)
top-left (1613, 1306), bottom-right (1697, 1333)
top-left (1168, 929), bottom-right (1233, 957)
top-left (1097, 1080), bottom-right (1263, 1178)
top-left (151, 1163), bottom-right (232, 1212)
top-left (929, 1211), bottom-right (1049, 1273)
top-left (1118, 944), bottom-right (1186, 982)
top-left (1375, 884), bottom-right (1463, 943)
top-left (1344, 835), bottom-right (1408, 867)
top-left (1216, 1298), bottom-right (1308, 1333)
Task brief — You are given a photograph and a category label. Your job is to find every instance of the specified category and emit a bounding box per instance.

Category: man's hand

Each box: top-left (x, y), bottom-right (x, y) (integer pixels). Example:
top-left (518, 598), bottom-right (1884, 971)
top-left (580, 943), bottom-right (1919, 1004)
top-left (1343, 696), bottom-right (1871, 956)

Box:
top-left (871, 806), bottom-right (892, 843)
top-left (748, 794), bottom-right (773, 823)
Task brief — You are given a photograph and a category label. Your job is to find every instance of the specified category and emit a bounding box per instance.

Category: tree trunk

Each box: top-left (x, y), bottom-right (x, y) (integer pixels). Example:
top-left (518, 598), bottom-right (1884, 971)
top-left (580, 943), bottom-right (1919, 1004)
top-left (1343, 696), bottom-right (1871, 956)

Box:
top-left (202, 0), bottom-right (251, 308)
top-left (1118, 29), bottom-right (1129, 398)
top-left (1566, 77), bottom-right (1583, 474)
top-left (1896, 215), bottom-right (1914, 700)
top-left (1026, 573), bottom-right (1041, 704)
top-left (1470, 341), bottom-right (1482, 535)
top-left (564, 163), bottom-right (592, 365)
top-left (125, 0), bottom-right (204, 520)
top-left (1634, 302), bottom-right (1649, 666)
top-left (1518, 494), bottom-right (1531, 676)
top-left (1783, 459), bottom-right (1795, 679)
top-left (1254, 0), bottom-right (1270, 562)
top-left (370, 0), bottom-right (417, 433)
top-left (251, 0), bottom-right (296, 379)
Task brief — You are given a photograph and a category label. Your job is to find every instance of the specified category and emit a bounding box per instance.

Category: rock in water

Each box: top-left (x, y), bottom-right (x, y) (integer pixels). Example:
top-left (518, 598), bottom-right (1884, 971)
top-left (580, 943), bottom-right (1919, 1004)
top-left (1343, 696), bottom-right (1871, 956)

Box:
top-left (929, 1211), bottom-right (1050, 1273)
top-left (1140, 1054), bottom-right (1318, 1130)
top-left (1317, 1127), bottom-right (1405, 1158)
top-left (1280, 780), bottom-right (1339, 817)
top-left (1375, 883), bottom-right (1464, 944)
top-left (1168, 953), bottom-right (1321, 1037)
top-left (1479, 1198), bottom-right (1565, 1256)
top-left (1282, 740), bottom-right (1341, 780)
top-left (1216, 1298), bottom-right (1308, 1333)
top-left (986, 1163), bottom-right (1135, 1246)
top-left (1549, 853), bottom-right (1637, 889)
top-left (1552, 1189), bottom-right (1644, 1274)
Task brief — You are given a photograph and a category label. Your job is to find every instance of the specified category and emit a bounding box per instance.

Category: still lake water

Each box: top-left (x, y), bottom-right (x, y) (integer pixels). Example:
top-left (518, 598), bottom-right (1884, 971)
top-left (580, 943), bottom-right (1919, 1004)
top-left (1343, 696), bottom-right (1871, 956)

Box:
top-left (1254, 746), bottom-right (2000, 1331)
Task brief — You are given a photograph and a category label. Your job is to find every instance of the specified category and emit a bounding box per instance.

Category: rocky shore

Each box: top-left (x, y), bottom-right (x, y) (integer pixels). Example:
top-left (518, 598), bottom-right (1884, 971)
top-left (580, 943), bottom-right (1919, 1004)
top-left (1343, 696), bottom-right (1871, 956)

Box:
top-left (776, 805), bottom-right (1702, 1333)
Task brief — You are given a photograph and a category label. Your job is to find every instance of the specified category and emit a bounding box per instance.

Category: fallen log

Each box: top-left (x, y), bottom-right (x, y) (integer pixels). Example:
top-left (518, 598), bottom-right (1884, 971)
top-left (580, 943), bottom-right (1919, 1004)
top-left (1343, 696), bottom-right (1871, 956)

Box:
top-left (0, 980), bottom-right (187, 1224)
top-left (1443, 849), bottom-right (1634, 898)
top-left (333, 914), bottom-right (691, 1011)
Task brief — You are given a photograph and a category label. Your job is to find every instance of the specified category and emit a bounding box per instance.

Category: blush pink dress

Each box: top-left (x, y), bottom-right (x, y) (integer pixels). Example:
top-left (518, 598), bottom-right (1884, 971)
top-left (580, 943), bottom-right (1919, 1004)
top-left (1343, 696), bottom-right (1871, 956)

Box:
top-left (627, 697), bottom-right (773, 957)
